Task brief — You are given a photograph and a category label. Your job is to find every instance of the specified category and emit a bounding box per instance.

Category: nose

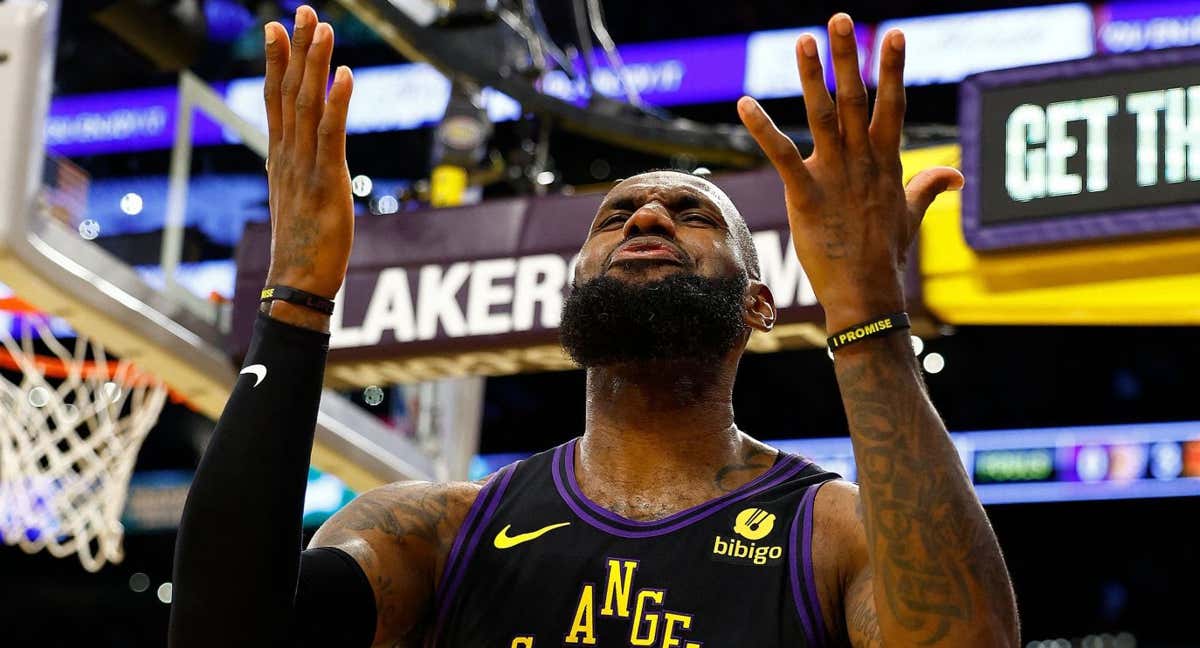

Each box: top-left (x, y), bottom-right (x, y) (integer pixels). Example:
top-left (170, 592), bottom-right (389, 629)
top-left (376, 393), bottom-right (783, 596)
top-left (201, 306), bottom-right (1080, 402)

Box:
top-left (622, 202), bottom-right (677, 240)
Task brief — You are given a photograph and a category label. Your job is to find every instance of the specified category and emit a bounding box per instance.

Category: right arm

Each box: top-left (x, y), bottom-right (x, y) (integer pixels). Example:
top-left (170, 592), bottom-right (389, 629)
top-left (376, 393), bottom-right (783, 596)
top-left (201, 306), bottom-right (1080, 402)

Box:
top-left (170, 6), bottom-right (440, 646)
top-left (309, 481), bottom-right (483, 646)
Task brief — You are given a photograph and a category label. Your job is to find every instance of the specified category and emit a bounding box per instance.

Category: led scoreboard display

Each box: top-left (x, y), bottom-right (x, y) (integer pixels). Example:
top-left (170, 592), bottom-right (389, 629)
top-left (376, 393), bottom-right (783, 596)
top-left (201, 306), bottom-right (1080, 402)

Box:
top-left (960, 47), bottom-right (1200, 250)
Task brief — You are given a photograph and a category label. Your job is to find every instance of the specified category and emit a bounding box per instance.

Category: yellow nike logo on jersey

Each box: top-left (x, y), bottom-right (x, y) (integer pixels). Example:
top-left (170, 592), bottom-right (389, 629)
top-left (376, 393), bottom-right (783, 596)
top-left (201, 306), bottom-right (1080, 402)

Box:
top-left (493, 522), bottom-right (571, 549)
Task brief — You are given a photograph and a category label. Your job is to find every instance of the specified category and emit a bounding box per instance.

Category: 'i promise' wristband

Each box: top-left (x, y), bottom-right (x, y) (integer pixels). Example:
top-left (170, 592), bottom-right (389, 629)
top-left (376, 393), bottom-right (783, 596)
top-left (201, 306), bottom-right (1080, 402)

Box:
top-left (826, 312), bottom-right (910, 353)
top-left (260, 285), bottom-right (336, 316)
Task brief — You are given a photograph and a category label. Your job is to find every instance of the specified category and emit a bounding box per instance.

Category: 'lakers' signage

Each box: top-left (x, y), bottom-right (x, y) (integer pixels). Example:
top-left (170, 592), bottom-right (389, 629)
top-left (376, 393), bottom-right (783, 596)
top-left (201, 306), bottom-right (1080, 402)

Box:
top-left (325, 229), bottom-right (812, 351)
top-left (230, 169), bottom-right (853, 384)
top-left (961, 47), bottom-right (1200, 250)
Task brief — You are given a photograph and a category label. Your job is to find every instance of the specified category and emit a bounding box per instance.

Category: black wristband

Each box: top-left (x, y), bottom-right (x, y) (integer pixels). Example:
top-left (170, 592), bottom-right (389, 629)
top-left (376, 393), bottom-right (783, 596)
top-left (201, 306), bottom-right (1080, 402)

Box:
top-left (826, 312), bottom-right (910, 353)
top-left (260, 285), bottom-right (335, 315)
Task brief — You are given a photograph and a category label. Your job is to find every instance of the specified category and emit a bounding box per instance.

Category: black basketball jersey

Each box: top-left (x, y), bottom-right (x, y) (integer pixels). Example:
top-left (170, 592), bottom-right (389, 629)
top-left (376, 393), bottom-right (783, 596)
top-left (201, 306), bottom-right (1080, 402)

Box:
top-left (426, 438), bottom-right (841, 648)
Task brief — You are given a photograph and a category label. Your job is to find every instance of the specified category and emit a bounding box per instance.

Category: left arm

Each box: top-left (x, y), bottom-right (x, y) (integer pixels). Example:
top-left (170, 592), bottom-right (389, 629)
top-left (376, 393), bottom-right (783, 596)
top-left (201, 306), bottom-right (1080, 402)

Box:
top-left (833, 332), bottom-right (1018, 646)
top-left (812, 413), bottom-right (1018, 647)
top-left (737, 12), bottom-right (1019, 646)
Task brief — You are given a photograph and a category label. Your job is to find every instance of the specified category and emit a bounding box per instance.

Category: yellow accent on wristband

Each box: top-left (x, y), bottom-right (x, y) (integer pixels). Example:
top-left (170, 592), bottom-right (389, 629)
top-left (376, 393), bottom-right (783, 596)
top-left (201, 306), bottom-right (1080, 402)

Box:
top-left (827, 312), bottom-right (910, 352)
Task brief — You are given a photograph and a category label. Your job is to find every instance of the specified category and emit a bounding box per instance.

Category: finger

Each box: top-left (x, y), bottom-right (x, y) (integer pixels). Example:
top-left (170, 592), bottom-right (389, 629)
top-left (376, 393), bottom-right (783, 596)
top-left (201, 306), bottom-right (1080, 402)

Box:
top-left (827, 13), bottom-right (870, 156)
top-left (794, 33), bottom-right (839, 157)
top-left (737, 96), bottom-right (816, 199)
top-left (294, 22), bottom-right (334, 162)
top-left (904, 166), bottom-right (965, 220)
top-left (280, 5), bottom-right (317, 150)
top-left (317, 66), bottom-right (354, 168)
top-left (870, 29), bottom-right (906, 167)
top-left (263, 22), bottom-right (290, 153)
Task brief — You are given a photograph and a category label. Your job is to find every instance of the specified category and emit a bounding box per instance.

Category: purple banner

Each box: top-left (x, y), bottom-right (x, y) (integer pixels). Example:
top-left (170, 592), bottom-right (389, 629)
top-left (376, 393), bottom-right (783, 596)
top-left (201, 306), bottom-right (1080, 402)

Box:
top-left (617, 34), bottom-right (749, 106)
top-left (539, 34), bottom-right (749, 107)
top-left (230, 169), bottom-right (837, 363)
top-left (1097, 0), bottom-right (1200, 53)
top-left (46, 86), bottom-right (227, 157)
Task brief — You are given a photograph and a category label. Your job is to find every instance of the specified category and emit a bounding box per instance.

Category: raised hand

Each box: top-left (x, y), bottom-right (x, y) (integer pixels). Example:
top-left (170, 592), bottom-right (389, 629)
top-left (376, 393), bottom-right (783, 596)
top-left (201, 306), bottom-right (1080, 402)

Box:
top-left (262, 5), bottom-right (354, 329)
top-left (737, 13), bottom-right (962, 332)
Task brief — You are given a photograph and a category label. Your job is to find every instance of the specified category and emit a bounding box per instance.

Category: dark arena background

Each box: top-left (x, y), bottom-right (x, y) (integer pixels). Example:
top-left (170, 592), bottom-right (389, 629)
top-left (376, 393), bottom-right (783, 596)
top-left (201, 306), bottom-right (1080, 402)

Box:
top-left (0, 0), bottom-right (1198, 646)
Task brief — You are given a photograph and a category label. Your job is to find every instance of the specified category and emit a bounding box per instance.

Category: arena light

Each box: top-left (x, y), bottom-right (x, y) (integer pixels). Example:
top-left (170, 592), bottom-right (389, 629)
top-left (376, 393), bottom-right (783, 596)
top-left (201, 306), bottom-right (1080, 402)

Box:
top-left (78, 219), bottom-right (100, 240)
top-left (119, 191), bottom-right (143, 215)
top-left (374, 195), bottom-right (400, 215)
top-left (910, 335), bottom-right (924, 356)
top-left (351, 175), bottom-right (373, 198)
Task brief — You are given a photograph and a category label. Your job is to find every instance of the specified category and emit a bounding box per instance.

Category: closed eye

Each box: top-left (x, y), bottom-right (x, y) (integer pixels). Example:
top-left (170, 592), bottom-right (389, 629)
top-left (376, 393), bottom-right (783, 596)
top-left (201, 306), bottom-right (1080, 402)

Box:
top-left (597, 212), bottom-right (629, 230)
top-left (682, 212), bottom-right (716, 225)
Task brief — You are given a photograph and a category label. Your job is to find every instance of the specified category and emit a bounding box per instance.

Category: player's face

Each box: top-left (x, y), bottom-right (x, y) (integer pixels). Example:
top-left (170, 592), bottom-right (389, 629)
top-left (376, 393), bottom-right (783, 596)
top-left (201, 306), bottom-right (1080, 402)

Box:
top-left (575, 172), bottom-right (747, 286)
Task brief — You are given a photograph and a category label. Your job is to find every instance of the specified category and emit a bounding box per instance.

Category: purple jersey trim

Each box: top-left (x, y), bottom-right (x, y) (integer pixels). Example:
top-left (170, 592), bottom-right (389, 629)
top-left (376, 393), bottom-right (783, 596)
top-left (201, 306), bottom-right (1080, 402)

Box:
top-left (563, 438), bottom-right (799, 527)
top-left (789, 481), bottom-right (832, 648)
top-left (427, 464), bottom-right (517, 647)
top-left (788, 485), bottom-right (819, 646)
top-left (802, 481), bottom-right (831, 646)
top-left (553, 440), bottom-right (811, 538)
top-left (432, 477), bottom-right (493, 607)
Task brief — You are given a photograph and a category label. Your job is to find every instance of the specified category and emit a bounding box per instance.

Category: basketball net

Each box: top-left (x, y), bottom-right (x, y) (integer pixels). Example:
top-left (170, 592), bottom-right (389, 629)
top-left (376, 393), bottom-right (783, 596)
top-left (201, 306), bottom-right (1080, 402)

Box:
top-left (0, 301), bottom-right (167, 572)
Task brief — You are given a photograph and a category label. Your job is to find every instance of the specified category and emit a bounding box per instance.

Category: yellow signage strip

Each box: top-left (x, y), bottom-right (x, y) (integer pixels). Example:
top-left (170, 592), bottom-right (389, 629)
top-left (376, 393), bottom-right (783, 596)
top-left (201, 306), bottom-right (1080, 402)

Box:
top-left (910, 145), bottom-right (1200, 326)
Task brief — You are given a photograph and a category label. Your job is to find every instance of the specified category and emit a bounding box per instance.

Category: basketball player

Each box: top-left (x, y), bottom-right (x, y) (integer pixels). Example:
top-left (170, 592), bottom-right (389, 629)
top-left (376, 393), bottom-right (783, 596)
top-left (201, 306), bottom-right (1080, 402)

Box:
top-left (169, 6), bottom-right (1018, 647)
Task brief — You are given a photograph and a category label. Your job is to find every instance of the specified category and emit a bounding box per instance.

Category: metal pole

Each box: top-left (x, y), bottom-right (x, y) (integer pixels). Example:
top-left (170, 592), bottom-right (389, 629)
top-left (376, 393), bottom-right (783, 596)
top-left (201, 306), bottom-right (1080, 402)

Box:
top-left (161, 73), bottom-right (193, 299)
top-left (161, 72), bottom-right (270, 324)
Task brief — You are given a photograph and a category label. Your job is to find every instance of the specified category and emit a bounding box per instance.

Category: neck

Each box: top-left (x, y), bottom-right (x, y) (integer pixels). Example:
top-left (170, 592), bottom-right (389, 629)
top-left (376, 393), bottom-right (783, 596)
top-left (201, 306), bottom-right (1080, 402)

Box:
top-left (579, 356), bottom-right (756, 493)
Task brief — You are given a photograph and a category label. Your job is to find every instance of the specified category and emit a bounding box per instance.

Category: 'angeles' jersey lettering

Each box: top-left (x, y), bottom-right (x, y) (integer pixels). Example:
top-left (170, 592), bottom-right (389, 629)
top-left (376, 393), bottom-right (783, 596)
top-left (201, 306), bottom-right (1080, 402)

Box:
top-left (427, 438), bottom-right (840, 647)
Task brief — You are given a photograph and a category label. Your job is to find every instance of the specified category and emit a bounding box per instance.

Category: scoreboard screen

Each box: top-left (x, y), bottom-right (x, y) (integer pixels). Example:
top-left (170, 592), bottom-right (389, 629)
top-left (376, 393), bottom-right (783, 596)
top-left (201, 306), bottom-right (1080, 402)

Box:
top-left (960, 47), bottom-right (1200, 250)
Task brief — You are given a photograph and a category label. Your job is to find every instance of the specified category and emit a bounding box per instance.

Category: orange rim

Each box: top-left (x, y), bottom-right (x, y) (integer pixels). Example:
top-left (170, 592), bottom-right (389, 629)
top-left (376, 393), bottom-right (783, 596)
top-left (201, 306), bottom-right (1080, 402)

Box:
top-left (0, 349), bottom-right (190, 405)
top-left (0, 296), bottom-right (39, 314)
top-left (0, 299), bottom-right (191, 407)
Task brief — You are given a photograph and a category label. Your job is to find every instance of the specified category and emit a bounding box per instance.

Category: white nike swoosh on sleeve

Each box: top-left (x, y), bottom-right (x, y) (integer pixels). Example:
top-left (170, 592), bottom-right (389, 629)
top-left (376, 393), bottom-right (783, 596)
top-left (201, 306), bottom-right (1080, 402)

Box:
top-left (240, 364), bottom-right (267, 387)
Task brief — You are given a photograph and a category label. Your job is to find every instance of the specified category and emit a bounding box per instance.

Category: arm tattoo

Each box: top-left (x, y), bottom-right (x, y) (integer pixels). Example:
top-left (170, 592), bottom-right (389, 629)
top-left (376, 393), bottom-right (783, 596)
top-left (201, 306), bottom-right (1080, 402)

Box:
top-left (846, 568), bottom-right (883, 648)
top-left (835, 335), bottom-right (1016, 646)
top-left (822, 217), bottom-right (849, 260)
top-left (329, 487), bottom-right (447, 544)
top-left (278, 215), bottom-right (320, 275)
top-left (311, 482), bottom-right (475, 645)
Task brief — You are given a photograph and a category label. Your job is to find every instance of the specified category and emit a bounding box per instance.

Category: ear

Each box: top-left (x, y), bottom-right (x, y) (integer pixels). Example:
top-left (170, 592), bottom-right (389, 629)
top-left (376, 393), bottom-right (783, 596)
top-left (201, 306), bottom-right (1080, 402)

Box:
top-left (743, 280), bottom-right (776, 333)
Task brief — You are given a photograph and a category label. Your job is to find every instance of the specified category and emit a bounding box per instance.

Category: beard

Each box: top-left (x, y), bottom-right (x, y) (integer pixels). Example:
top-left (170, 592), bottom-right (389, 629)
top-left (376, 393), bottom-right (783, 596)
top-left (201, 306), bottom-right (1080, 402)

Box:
top-left (559, 270), bottom-right (749, 367)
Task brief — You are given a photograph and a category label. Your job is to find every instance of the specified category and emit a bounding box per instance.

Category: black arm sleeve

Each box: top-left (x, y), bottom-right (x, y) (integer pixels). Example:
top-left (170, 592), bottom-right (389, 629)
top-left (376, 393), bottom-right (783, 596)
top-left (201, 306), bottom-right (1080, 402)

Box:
top-left (294, 546), bottom-right (378, 647)
top-left (168, 313), bottom-right (375, 647)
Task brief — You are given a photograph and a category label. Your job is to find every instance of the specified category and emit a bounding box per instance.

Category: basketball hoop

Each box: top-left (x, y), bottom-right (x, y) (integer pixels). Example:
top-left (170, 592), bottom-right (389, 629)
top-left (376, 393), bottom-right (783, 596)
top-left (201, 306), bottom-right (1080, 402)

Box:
top-left (0, 299), bottom-right (167, 572)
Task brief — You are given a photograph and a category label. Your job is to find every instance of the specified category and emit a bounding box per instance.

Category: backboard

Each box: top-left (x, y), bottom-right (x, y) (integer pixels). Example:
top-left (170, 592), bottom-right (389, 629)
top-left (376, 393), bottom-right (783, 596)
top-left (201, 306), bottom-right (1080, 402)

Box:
top-left (0, 0), bottom-right (437, 493)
